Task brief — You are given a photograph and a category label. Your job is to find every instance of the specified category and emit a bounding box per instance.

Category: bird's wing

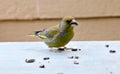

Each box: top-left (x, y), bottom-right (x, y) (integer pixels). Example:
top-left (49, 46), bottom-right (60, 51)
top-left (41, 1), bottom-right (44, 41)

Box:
top-left (47, 25), bottom-right (60, 38)
top-left (35, 25), bottom-right (60, 39)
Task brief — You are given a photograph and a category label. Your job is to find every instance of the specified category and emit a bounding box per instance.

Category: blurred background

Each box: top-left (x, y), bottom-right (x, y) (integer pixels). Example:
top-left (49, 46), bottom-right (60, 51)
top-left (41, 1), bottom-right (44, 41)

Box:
top-left (0, 0), bottom-right (120, 42)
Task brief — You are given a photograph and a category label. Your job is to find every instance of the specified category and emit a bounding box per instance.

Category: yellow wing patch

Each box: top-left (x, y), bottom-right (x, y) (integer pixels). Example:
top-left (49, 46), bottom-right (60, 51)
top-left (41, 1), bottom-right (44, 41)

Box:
top-left (28, 34), bottom-right (47, 39)
top-left (39, 35), bottom-right (48, 39)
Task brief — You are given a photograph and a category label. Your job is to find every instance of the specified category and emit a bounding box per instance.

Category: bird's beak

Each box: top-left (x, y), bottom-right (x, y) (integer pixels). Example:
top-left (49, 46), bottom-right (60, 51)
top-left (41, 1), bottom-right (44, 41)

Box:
top-left (70, 19), bottom-right (79, 26)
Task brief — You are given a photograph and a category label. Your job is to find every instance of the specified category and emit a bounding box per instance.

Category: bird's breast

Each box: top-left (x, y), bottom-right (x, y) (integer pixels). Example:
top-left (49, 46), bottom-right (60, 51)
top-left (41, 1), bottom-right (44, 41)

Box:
top-left (45, 29), bottom-right (74, 47)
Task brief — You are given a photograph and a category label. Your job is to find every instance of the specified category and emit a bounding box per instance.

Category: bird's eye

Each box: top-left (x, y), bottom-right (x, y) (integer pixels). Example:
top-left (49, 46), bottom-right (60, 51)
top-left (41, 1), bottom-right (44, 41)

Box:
top-left (66, 20), bottom-right (72, 23)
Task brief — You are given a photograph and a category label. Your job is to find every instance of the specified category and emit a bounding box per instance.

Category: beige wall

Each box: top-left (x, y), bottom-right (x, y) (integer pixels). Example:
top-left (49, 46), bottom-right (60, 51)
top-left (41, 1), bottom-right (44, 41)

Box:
top-left (0, 0), bottom-right (120, 41)
top-left (0, 0), bottom-right (120, 19)
top-left (0, 18), bottom-right (120, 41)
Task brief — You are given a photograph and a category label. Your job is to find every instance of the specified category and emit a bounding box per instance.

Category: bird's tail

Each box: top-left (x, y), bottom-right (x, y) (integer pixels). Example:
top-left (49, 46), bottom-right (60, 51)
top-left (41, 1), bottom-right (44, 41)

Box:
top-left (34, 30), bottom-right (47, 39)
top-left (35, 31), bottom-right (42, 36)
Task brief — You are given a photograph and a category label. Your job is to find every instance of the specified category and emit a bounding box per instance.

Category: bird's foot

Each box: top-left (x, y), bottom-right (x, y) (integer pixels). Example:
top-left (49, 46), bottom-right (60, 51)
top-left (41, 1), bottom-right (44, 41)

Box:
top-left (50, 48), bottom-right (64, 53)
top-left (57, 47), bottom-right (75, 51)
top-left (58, 47), bottom-right (66, 51)
top-left (59, 47), bottom-right (81, 51)
top-left (50, 47), bottom-right (81, 52)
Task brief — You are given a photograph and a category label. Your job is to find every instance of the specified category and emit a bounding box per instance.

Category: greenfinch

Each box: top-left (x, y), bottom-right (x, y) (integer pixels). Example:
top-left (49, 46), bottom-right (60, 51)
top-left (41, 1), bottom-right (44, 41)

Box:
top-left (35, 16), bottom-right (79, 48)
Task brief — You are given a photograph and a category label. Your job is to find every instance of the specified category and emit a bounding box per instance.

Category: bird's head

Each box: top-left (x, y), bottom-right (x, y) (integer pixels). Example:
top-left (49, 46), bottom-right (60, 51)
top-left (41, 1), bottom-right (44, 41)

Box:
top-left (60, 16), bottom-right (79, 31)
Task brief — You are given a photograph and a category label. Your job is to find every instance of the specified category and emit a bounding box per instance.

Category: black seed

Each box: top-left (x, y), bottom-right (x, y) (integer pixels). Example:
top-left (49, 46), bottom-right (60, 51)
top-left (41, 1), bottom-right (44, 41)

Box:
top-left (109, 50), bottom-right (116, 53)
top-left (39, 65), bottom-right (45, 68)
top-left (25, 59), bottom-right (35, 63)
top-left (79, 49), bottom-right (81, 51)
top-left (74, 61), bottom-right (79, 64)
top-left (105, 45), bottom-right (109, 48)
top-left (43, 57), bottom-right (50, 60)
top-left (71, 48), bottom-right (77, 51)
top-left (75, 56), bottom-right (79, 59)
top-left (68, 56), bottom-right (74, 59)
top-left (110, 72), bottom-right (113, 74)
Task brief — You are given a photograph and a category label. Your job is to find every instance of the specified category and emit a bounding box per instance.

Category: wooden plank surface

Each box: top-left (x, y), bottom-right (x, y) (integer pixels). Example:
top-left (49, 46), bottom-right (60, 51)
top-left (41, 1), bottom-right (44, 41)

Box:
top-left (0, 41), bottom-right (120, 74)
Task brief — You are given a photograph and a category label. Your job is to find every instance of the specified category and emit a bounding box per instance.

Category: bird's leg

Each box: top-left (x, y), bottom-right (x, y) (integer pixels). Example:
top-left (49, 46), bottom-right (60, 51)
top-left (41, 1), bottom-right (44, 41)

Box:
top-left (49, 47), bottom-right (63, 53)
top-left (58, 46), bottom-right (72, 50)
top-left (62, 47), bottom-right (75, 50)
top-left (58, 47), bottom-right (66, 51)
top-left (50, 46), bottom-right (78, 52)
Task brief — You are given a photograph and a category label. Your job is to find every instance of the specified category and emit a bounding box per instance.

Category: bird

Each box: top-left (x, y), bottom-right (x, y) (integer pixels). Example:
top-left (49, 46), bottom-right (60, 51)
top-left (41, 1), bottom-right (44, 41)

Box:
top-left (34, 16), bottom-right (79, 49)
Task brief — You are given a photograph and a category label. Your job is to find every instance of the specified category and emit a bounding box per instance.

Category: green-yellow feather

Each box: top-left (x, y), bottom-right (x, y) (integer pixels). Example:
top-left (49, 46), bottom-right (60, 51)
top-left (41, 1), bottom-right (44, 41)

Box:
top-left (35, 17), bottom-right (77, 48)
top-left (45, 17), bottom-right (74, 47)
top-left (46, 27), bottom-right (74, 47)
top-left (39, 35), bottom-right (48, 39)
